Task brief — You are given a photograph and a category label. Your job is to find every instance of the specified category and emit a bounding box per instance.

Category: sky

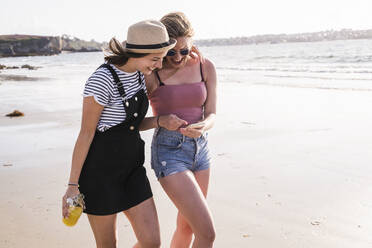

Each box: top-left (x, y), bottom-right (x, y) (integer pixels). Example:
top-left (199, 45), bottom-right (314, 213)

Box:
top-left (1, 0), bottom-right (372, 42)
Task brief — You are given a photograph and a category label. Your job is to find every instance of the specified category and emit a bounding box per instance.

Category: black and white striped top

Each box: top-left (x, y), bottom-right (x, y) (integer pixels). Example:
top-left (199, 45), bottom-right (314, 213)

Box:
top-left (83, 64), bottom-right (146, 132)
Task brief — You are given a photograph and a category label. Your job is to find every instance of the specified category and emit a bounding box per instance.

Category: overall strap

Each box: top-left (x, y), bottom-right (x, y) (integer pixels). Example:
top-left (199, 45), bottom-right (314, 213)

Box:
top-left (200, 62), bottom-right (205, 82)
top-left (137, 71), bottom-right (143, 85)
top-left (99, 64), bottom-right (127, 100)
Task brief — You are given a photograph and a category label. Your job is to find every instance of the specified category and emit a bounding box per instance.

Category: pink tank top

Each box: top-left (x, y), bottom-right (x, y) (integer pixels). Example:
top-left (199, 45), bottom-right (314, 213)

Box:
top-left (149, 64), bottom-right (207, 124)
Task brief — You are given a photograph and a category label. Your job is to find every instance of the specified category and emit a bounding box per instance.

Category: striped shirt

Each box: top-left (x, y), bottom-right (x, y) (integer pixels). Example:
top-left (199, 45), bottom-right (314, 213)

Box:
top-left (83, 64), bottom-right (146, 132)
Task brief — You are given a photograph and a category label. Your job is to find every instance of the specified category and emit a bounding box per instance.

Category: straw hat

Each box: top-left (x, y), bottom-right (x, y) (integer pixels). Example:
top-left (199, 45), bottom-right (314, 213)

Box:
top-left (122, 20), bottom-right (176, 53)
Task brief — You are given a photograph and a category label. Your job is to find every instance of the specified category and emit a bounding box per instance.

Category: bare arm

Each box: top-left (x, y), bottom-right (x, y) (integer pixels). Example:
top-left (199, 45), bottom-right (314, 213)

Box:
top-left (62, 96), bottom-right (103, 218)
top-left (200, 58), bottom-right (217, 129)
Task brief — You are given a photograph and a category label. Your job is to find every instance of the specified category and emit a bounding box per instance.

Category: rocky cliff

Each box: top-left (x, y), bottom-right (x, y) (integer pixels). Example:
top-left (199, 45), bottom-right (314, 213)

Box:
top-left (0, 35), bottom-right (62, 57)
top-left (0, 34), bottom-right (104, 57)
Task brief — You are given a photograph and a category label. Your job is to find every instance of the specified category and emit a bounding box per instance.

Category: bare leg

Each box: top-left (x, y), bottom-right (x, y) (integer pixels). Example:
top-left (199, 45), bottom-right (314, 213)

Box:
top-left (124, 198), bottom-right (161, 248)
top-left (160, 170), bottom-right (215, 248)
top-left (87, 214), bottom-right (118, 248)
top-left (170, 169), bottom-right (210, 248)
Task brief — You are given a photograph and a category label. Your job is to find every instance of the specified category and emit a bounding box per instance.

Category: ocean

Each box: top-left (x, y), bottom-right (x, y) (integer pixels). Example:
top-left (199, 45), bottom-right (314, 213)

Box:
top-left (207, 39), bottom-right (372, 91)
top-left (0, 39), bottom-right (371, 113)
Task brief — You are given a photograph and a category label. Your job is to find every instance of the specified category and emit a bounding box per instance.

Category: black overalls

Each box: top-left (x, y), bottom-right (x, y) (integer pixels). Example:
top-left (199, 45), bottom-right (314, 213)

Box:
top-left (79, 64), bottom-right (152, 215)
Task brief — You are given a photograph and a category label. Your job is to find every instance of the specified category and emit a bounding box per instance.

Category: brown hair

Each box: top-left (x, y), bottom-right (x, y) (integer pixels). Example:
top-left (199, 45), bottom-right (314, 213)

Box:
top-left (104, 38), bottom-right (148, 66)
top-left (160, 12), bottom-right (194, 39)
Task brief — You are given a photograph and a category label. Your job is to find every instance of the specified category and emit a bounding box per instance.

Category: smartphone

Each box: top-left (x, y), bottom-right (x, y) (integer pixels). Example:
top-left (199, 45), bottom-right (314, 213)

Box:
top-left (186, 122), bottom-right (204, 129)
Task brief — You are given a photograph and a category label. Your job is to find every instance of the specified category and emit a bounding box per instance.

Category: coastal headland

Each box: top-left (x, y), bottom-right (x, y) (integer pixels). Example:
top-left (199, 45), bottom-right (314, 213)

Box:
top-left (0, 34), bottom-right (104, 57)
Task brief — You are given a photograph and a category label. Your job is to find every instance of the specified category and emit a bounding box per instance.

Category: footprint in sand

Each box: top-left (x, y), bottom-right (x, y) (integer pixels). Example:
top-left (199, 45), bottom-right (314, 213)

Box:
top-left (311, 221), bottom-right (321, 226)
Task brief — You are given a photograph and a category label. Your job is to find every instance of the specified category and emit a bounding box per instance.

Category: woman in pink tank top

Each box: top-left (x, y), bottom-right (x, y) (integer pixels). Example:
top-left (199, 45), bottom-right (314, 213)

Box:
top-left (144, 12), bottom-right (217, 248)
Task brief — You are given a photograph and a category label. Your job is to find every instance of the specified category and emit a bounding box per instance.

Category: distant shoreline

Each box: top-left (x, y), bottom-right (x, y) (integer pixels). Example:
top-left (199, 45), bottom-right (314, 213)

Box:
top-left (1, 29), bottom-right (371, 58)
top-left (194, 29), bottom-right (372, 47)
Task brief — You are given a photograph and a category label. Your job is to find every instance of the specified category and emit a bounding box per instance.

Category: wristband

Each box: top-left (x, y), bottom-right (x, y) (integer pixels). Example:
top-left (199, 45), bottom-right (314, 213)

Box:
top-left (68, 183), bottom-right (79, 187)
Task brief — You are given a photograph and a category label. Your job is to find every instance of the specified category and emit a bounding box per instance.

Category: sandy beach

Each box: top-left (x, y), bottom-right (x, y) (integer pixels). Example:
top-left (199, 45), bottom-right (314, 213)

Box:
top-left (1, 79), bottom-right (372, 247)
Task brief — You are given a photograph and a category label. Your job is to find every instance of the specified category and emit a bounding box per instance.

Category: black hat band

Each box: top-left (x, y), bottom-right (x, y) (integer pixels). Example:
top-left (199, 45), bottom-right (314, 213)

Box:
top-left (126, 41), bottom-right (172, 49)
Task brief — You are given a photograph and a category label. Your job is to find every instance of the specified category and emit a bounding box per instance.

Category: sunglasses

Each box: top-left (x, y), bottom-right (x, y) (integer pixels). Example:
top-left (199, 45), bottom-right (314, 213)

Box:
top-left (166, 48), bottom-right (190, 57)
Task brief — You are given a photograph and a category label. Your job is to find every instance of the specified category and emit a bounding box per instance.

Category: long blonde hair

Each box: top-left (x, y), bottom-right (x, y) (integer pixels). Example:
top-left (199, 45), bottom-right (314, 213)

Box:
top-left (160, 12), bottom-right (194, 39)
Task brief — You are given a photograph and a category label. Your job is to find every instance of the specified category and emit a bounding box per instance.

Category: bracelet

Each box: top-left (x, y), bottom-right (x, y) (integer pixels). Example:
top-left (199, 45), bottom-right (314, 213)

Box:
top-left (156, 116), bottom-right (161, 128)
top-left (68, 183), bottom-right (79, 187)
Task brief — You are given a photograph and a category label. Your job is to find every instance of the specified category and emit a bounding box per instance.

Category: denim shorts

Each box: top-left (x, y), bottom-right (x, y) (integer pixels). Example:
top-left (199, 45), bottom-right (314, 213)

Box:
top-left (151, 128), bottom-right (211, 179)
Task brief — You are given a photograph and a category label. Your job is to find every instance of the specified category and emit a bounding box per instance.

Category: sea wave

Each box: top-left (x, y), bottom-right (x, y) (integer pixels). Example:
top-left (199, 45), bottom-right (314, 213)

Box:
top-left (217, 66), bottom-right (372, 74)
top-left (248, 55), bottom-right (372, 63)
top-left (264, 74), bottom-right (372, 81)
top-left (251, 82), bottom-right (372, 92)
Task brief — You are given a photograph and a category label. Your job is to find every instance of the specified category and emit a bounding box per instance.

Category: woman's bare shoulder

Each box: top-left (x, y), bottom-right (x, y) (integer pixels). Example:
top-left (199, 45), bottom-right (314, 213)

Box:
top-left (201, 58), bottom-right (216, 83)
top-left (203, 58), bottom-right (215, 69)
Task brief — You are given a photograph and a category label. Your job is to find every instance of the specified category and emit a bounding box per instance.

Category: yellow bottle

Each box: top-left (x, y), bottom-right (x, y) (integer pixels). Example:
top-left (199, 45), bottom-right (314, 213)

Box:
top-left (63, 194), bottom-right (85, 227)
top-left (63, 206), bottom-right (83, 226)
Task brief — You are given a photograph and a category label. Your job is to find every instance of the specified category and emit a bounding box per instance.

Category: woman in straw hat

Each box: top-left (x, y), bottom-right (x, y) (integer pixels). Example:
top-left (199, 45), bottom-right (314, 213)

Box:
top-left (62, 20), bottom-right (181, 248)
top-left (145, 12), bottom-right (217, 248)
